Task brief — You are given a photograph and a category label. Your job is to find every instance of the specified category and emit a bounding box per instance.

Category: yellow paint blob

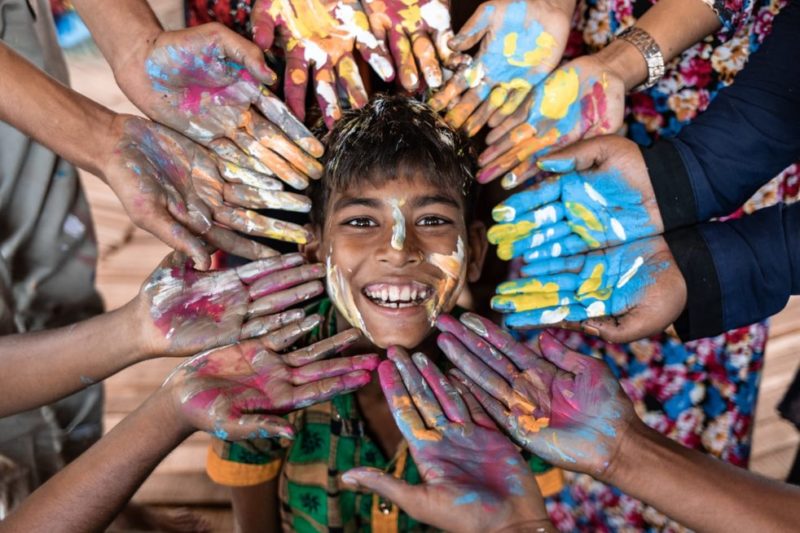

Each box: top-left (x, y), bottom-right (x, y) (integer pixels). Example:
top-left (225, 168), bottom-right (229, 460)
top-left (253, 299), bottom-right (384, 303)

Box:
top-left (498, 278), bottom-right (560, 295)
top-left (493, 292), bottom-right (559, 312)
top-left (577, 263), bottom-right (605, 294)
top-left (565, 201), bottom-right (603, 231)
top-left (540, 68), bottom-right (580, 119)
top-left (487, 220), bottom-right (539, 245)
top-left (290, 68), bottom-right (307, 85)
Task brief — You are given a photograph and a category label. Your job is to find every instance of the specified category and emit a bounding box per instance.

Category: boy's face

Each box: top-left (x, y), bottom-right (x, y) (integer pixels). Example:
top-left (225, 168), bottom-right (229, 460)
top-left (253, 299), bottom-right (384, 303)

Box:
top-left (313, 173), bottom-right (485, 349)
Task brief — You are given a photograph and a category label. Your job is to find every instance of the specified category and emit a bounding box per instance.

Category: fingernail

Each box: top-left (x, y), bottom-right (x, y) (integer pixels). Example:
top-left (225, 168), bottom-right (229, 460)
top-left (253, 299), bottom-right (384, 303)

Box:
top-left (341, 472), bottom-right (359, 486)
top-left (537, 158), bottom-right (575, 173)
top-left (582, 325), bottom-right (600, 337)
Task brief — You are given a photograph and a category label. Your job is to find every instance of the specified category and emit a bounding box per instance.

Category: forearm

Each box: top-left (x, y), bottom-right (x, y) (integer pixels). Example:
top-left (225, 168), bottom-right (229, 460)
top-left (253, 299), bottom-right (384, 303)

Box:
top-left (605, 421), bottom-right (800, 532)
top-left (594, 0), bottom-right (720, 91)
top-left (0, 300), bottom-right (152, 417)
top-left (0, 42), bottom-right (116, 178)
top-left (0, 390), bottom-right (191, 533)
top-left (71, 0), bottom-right (162, 75)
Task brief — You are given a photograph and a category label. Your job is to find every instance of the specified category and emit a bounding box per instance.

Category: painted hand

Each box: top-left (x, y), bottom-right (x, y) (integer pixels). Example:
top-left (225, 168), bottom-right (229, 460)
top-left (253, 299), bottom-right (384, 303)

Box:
top-left (487, 136), bottom-right (663, 261)
top-left (437, 312), bottom-right (636, 477)
top-left (115, 23), bottom-right (324, 190)
top-left (362, 0), bottom-right (467, 92)
top-left (340, 348), bottom-right (551, 532)
top-left (430, 0), bottom-right (570, 137)
top-left (107, 116), bottom-right (313, 267)
top-left (163, 328), bottom-right (379, 440)
top-left (252, 0), bottom-right (395, 128)
top-left (138, 252), bottom-right (326, 356)
top-left (477, 55), bottom-right (625, 188)
top-left (490, 236), bottom-right (687, 340)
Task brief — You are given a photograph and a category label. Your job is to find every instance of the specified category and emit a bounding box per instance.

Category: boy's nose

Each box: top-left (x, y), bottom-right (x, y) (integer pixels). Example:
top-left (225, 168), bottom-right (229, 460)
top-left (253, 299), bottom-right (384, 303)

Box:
top-left (376, 228), bottom-right (424, 267)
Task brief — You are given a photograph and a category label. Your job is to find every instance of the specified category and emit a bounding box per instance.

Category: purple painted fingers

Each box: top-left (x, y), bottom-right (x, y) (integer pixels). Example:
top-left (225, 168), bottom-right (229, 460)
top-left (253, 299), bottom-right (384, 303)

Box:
top-left (114, 23), bottom-right (324, 189)
top-left (437, 312), bottom-right (638, 477)
top-left (137, 252), bottom-right (326, 357)
top-left (163, 328), bottom-right (378, 441)
top-left (340, 347), bottom-right (552, 533)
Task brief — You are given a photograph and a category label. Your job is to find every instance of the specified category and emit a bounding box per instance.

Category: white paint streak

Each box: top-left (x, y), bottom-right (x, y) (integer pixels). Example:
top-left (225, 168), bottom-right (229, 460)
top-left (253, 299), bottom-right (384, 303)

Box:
top-left (389, 198), bottom-right (406, 251)
top-left (610, 217), bottom-right (626, 241)
top-left (616, 256), bottom-right (644, 289)
top-left (584, 182), bottom-right (608, 206)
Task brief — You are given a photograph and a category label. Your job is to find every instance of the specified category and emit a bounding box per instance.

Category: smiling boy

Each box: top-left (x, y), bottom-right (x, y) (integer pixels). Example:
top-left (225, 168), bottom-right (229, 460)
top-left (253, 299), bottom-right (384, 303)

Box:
top-left (206, 96), bottom-right (562, 532)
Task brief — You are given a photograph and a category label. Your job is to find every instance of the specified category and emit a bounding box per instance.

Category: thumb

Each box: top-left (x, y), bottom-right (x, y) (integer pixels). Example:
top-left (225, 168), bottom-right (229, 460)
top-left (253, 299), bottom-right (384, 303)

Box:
top-left (448, 5), bottom-right (491, 51)
top-left (212, 414), bottom-right (295, 441)
top-left (340, 467), bottom-right (421, 509)
top-left (581, 314), bottom-right (648, 344)
top-left (537, 136), bottom-right (614, 173)
top-left (214, 24), bottom-right (276, 85)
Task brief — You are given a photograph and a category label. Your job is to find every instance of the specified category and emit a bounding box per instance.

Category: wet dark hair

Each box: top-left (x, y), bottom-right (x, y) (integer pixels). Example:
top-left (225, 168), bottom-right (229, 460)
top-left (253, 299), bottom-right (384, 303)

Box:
top-left (308, 94), bottom-right (477, 225)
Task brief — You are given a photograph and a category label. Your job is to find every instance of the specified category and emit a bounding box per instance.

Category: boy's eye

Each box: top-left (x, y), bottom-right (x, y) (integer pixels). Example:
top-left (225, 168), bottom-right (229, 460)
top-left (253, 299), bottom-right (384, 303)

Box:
top-left (417, 215), bottom-right (451, 226)
top-left (344, 217), bottom-right (378, 228)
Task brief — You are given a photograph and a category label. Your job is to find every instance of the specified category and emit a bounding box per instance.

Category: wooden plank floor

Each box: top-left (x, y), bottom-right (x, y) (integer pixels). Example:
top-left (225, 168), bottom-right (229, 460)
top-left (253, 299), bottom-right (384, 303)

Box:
top-left (63, 6), bottom-right (800, 529)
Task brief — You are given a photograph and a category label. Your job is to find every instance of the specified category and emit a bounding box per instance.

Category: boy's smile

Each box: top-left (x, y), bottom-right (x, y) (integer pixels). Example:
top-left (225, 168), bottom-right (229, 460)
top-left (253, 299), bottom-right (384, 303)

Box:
top-left (314, 176), bottom-right (483, 349)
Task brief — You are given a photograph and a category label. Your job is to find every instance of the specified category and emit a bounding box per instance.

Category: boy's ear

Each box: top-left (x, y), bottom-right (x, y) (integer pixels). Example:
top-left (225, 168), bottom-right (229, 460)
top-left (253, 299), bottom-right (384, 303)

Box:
top-left (466, 220), bottom-right (488, 283)
top-left (299, 224), bottom-right (323, 263)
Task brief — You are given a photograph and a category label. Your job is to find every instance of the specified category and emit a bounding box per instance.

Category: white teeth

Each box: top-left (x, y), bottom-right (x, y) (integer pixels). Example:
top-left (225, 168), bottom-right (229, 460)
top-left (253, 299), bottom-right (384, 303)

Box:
top-left (400, 286), bottom-right (410, 301)
top-left (390, 286), bottom-right (400, 301)
top-left (382, 288), bottom-right (389, 301)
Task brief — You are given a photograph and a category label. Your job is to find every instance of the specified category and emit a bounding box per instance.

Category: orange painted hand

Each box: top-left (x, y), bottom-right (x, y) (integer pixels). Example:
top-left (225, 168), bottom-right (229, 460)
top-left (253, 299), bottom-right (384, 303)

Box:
top-left (106, 116), bottom-right (313, 267)
top-left (114, 23), bottom-right (324, 191)
top-left (362, 0), bottom-right (468, 92)
top-left (430, 0), bottom-right (570, 137)
top-left (252, 0), bottom-right (395, 128)
top-left (477, 55), bottom-right (625, 189)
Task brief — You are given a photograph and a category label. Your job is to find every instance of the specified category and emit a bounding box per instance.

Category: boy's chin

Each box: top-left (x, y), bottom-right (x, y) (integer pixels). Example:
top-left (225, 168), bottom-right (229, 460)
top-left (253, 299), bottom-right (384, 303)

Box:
top-left (366, 327), bottom-right (434, 351)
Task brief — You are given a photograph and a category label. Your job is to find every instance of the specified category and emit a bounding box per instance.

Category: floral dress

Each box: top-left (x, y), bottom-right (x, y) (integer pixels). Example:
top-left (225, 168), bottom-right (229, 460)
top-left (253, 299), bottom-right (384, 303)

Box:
top-left (540, 0), bottom-right (797, 530)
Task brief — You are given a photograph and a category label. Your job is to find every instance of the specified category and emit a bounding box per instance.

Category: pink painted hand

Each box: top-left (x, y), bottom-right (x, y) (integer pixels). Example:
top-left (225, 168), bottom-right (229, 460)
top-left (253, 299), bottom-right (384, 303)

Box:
top-left (251, 0), bottom-right (395, 128)
top-left (340, 349), bottom-right (553, 533)
top-left (362, 0), bottom-right (468, 92)
top-left (430, 0), bottom-right (571, 137)
top-left (478, 54), bottom-right (625, 189)
top-left (107, 116), bottom-right (313, 268)
top-left (136, 252), bottom-right (326, 357)
top-left (114, 23), bottom-right (324, 190)
top-left (163, 328), bottom-right (379, 441)
top-left (437, 312), bottom-right (636, 477)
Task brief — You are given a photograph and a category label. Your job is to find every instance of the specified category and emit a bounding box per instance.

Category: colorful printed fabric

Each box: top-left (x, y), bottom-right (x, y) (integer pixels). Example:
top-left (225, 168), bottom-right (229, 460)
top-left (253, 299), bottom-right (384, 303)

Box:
top-left (185, 0), bottom-right (254, 35)
top-left (207, 298), bottom-right (563, 532)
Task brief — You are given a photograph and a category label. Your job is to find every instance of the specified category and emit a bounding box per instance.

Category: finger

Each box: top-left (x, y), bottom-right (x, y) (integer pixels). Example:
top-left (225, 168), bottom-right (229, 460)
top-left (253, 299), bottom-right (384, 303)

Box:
top-left (246, 113), bottom-right (324, 179)
top-left (353, 18), bottom-right (396, 81)
top-left (340, 467), bottom-right (422, 510)
top-left (282, 53), bottom-right (310, 123)
top-left (251, 6), bottom-right (277, 51)
top-left (203, 224), bottom-right (278, 260)
top-left (463, 86), bottom-right (507, 137)
top-left (314, 66), bottom-right (342, 129)
top-left (291, 354), bottom-right (380, 384)
top-left (290, 370), bottom-right (374, 408)
top-left (491, 180), bottom-right (564, 223)
top-left (489, 206), bottom-right (567, 241)
top-left (215, 23), bottom-right (276, 85)
top-left (234, 252), bottom-right (305, 283)
top-left (428, 64), bottom-right (474, 111)
top-left (247, 280), bottom-right (324, 318)
top-left (217, 159), bottom-right (283, 190)
top-left (484, 92), bottom-right (534, 146)
top-left (581, 312), bottom-right (656, 344)
top-left (335, 53), bottom-right (369, 111)
top-left (538, 329), bottom-right (588, 374)
top-left (496, 272), bottom-right (581, 295)
top-left (492, 290), bottom-right (576, 313)
top-left (521, 234), bottom-right (588, 262)
top-left (444, 85), bottom-right (487, 130)
top-left (448, 369), bottom-right (510, 430)
top-left (230, 128), bottom-right (310, 190)
top-left (436, 332), bottom-right (517, 408)
top-left (448, 4), bottom-right (491, 51)
top-left (519, 255), bottom-right (586, 278)
top-left (448, 371), bottom-right (500, 430)
top-left (213, 414), bottom-right (294, 441)
top-left (255, 88), bottom-right (325, 158)
top-left (502, 304), bottom-right (589, 329)
top-left (258, 314), bottom-right (322, 351)
top-left (209, 138), bottom-right (275, 177)
top-left (249, 263), bottom-right (325, 300)
top-left (459, 311), bottom-right (542, 367)
top-left (492, 223), bottom-right (573, 261)
top-left (411, 33), bottom-right (442, 89)
top-left (435, 314), bottom-right (517, 381)
top-left (284, 328), bottom-right (362, 366)
top-left (214, 206), bottom-right (312, 243)
top-left (388, 30), bottom-right (419, 92)
top-left (475, 125), bottom-right (538, 184)
top-left (377, 360), bottom-right (431, 441)
top-left (495, 130), bottom-right (562, 190)
top-left (223, 184), bottom-right (311, 212)
top-left (488, 85), bottom-right (533, 128)
top-left (142, 209), bottom-right (211, 271)
top-left (388, 347), bottom-right (446, 429)
top-left (412, 352), bottom-right (469, 424)
top-left (240, 309), bottom-right (306, 339)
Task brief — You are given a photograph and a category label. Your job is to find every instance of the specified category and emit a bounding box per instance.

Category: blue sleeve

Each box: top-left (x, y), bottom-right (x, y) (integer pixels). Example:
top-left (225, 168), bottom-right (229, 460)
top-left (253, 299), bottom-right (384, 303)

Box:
top-left (665, 202), bottom-right (800, 340)
top-left (643, 1), bottom-right (800, 231)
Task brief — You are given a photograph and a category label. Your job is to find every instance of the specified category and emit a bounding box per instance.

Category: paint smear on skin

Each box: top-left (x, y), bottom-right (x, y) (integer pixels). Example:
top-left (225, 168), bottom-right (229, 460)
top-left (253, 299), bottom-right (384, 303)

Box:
top-left (578, 263), bottom-right (605, 295)
top-left (565, 201), bottom-right (603, 231)
top-left (425, 237), bottom-right (466, 325)
top-left (586, 300), bottom-right (606, 317)
top-left (616, 256), bottom-right (644, 289)
top-left (540, 68), bottom-right (580, 120)
top-left (454, 492), bottom-right (480, 506)
top-left (389, 198), bottom-right (406, 251)
top-left (610, 218), bottom-right (626, 241)
top-left (583, 182), bottom-right (608, 206)
top-left (540, 306), bottom-right (570, 324)
top-left (326, 252), bottom-right (371, 341)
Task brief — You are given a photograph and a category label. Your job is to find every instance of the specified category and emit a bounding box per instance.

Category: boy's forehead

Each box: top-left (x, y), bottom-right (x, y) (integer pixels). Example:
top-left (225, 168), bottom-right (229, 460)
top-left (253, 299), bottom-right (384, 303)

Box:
top-left (330, 175), bottom-right (462, 208)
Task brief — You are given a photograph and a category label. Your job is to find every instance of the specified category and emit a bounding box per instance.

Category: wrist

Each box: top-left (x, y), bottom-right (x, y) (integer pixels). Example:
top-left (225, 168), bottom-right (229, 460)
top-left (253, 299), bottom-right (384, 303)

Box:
top-left (599, 417), bottom-right (657, 487)
top-left (593, 39), bottom-right (648, 93)
top-left (147, 386), bottom-right (196, 441)
top-left (120, 294), bottom-right (163, 363)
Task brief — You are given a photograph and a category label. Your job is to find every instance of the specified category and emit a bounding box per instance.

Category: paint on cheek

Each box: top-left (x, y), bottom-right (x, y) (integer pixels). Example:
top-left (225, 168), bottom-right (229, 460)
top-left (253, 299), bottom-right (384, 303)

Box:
top-left (326, 253), bottom-right (370, 339)
top-left (389, 198), bottom-right (406, 250)
top-left (425, 236), bottom-right (466, 324)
